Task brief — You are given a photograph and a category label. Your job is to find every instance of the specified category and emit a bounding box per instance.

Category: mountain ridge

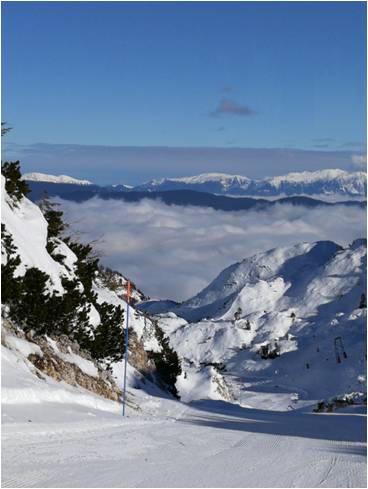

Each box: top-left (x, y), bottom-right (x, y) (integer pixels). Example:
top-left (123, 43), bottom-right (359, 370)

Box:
top-left (136, 169), bottom-right (367, 198)
top-left (23, 168), bottom-right (367, 198)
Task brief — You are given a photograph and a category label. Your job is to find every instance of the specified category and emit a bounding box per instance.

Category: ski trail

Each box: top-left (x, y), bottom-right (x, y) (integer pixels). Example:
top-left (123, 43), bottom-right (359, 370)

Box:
top-left (2, 403), bottom-right (366, 488)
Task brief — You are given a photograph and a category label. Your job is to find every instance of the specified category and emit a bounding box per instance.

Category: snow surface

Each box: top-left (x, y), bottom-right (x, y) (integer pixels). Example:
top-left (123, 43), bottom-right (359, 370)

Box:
top-left (1, 176), bottom-right (76, 293)
top-left (1, 170), bottom-right (366, 487)
top-left (140, 240), bottom-right (367, 408)
top-left (23, 172), bottom-right (92, 185)
top-left (1, 334), bottom-right (366, 488)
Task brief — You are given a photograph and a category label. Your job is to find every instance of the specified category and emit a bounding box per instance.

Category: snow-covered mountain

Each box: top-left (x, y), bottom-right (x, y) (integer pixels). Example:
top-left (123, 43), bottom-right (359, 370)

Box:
top-left (4, 165), bottom-right (367, 412)
top-left (136, 169), bottom-right (367, 198)
top-left (23, 172), bottom-right (92, 185)
top-left (140, 240), bottom-right (367, 408)
top-left (2, 167), bottom-right (366, 487)
top-left (1, 171), bottom-right (178, 403)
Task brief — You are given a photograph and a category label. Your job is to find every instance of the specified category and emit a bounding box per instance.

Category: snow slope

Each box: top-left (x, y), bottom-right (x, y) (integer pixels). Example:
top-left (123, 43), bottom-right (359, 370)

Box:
top-left (140, 240), bottom-right (367, 408)
top-left (1, 176), bottom-right (77, 293)
top-left (2, 174), bottom-right (366, 487)
top-left (1, 326), bottom-right (366, 487)
top-left (2, 174), bottom-right (161, 368)
top-left (2, 313), bottom-right (366, 487)
top-left (23, 172), bottom-right (92, 185)
top-left (136, 169), bottom-right (367, 198)
top-left (2, 389), bottom-right (366, 487)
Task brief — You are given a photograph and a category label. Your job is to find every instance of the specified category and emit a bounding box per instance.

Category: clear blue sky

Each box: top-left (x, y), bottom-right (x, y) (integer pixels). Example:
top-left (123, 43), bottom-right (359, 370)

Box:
top-left (1, 1), bottom-right (366, 182)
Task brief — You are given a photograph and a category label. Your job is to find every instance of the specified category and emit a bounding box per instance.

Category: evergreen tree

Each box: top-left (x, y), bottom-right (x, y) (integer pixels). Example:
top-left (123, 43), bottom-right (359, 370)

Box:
top-left (39, 194), bottom-right (68, 239)
top-left (1, 161), bottom-right (30, 201)
top-left (67, 241), bottom-right (99, 300)
top-left (149, 323), bottom-right (181, 398)
top-left (90, 302), bottom-right (125, 365)
top-left (359, 293), bottom-right (367, 309)
top-left (39, 193), bottom-right (69, 258)
top-left (1, 224), bottom-right (22, 305)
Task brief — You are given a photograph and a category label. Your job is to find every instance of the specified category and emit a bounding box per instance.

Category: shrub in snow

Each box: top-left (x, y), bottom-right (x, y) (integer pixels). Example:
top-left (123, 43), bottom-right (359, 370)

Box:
top-left (1, 161), bottom-right (30, 202)
top-left (233, 307), bottom-right (242, 322)
top-left (1, 224), bottom-right (22, 304)
top-left (148, 322), bottom-right (182, 398)
top-left (259, 341), bottom-right (280, 359)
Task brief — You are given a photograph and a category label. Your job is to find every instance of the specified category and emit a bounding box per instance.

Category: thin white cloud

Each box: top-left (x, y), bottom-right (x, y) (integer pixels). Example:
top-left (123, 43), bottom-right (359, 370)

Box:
top-left (351, 154), bottom-right (367, 170)
top-left (59, 198), bottom-right (366, 302)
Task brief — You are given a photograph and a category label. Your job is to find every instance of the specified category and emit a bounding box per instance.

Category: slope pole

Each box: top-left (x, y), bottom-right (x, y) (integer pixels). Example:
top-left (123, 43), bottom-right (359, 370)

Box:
top-left (122, 280), bottom-right (131, 416)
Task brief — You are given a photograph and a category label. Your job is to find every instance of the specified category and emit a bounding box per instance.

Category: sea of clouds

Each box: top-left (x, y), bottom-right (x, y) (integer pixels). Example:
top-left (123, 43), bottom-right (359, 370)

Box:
top-left (59, 198), bottom-right (366, 301)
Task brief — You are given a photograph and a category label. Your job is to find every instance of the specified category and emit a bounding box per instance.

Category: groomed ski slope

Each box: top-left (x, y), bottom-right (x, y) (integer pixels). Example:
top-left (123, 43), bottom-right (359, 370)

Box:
top-left (2, 341), bottom-right (366, 488)
top-left (2, 398), bottom-right (366, 488)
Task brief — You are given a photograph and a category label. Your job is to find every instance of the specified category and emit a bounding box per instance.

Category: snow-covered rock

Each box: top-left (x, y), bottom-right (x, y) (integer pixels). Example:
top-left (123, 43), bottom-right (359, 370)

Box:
top-left (23, 172), bottom-right (92, 185)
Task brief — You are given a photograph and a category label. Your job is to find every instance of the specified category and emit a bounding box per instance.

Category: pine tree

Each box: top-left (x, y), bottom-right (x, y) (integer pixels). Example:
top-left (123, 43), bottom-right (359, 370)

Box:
top-left (1, 161), bottom-right (30, 201)
top-left (359, 293), bottom-right (367, 309)
top-left (149, 323), bottom-right (181, 398)
top-left (91, 302), bottom-right (125, 365)
top-left (39, 193), bottom-right (69, 258)
top-left (67, 241), bottom-right (99, 300)
top-left (39, 194), bottom-right (68, 239)
top-left (1, 224), bottom-right (22, 305)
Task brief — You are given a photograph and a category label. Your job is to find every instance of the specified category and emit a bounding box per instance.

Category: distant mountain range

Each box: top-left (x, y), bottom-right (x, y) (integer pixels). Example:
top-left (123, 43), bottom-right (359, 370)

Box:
top-left (25, 182), bottom-right (366, 212)
top-left (23, 172), bottom-right (92, 186)
top-left (24, 169), bottom-right (367, 199)
top-left (135, 170), bottom-right (367, 198)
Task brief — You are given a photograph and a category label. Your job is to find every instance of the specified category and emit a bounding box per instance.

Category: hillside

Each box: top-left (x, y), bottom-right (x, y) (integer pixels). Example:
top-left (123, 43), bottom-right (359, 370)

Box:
top-left (139, 240), bottom-right (367, 408)
top-left (2, 164), bottom-right (366, 488)
top-left (1, 165), bottom-right (180, 407)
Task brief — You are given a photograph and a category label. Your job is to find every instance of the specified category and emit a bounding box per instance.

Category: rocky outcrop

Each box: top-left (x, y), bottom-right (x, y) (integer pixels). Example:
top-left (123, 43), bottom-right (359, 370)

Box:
top-left (128, 329), bottom-right (155, 375)
top-left (2, 319), bottom-right (121, 402)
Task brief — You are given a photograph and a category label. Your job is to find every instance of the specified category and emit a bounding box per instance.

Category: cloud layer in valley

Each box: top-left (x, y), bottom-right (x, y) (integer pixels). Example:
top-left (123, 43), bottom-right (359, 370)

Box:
top-left (59, 198), bottom-right (367, 302)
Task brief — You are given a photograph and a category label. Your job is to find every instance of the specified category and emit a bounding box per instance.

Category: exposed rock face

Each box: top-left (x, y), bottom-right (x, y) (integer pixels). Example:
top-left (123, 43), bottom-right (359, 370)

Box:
top-left (128, 329), bottom-right (155, 376)
top-left (28, 352), bottom-right (120, 401)
top-left (2, 319), bottom-right (121, 402)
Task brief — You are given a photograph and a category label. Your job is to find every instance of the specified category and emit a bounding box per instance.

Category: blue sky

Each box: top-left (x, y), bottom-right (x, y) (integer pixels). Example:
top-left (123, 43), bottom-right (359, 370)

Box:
top-left (1, 1), bottom-right (366, 183)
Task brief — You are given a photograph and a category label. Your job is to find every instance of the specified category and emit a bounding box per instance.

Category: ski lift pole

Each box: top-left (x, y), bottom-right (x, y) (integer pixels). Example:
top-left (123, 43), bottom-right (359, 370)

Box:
top-left (122, 281), bottom-right (131, 416)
